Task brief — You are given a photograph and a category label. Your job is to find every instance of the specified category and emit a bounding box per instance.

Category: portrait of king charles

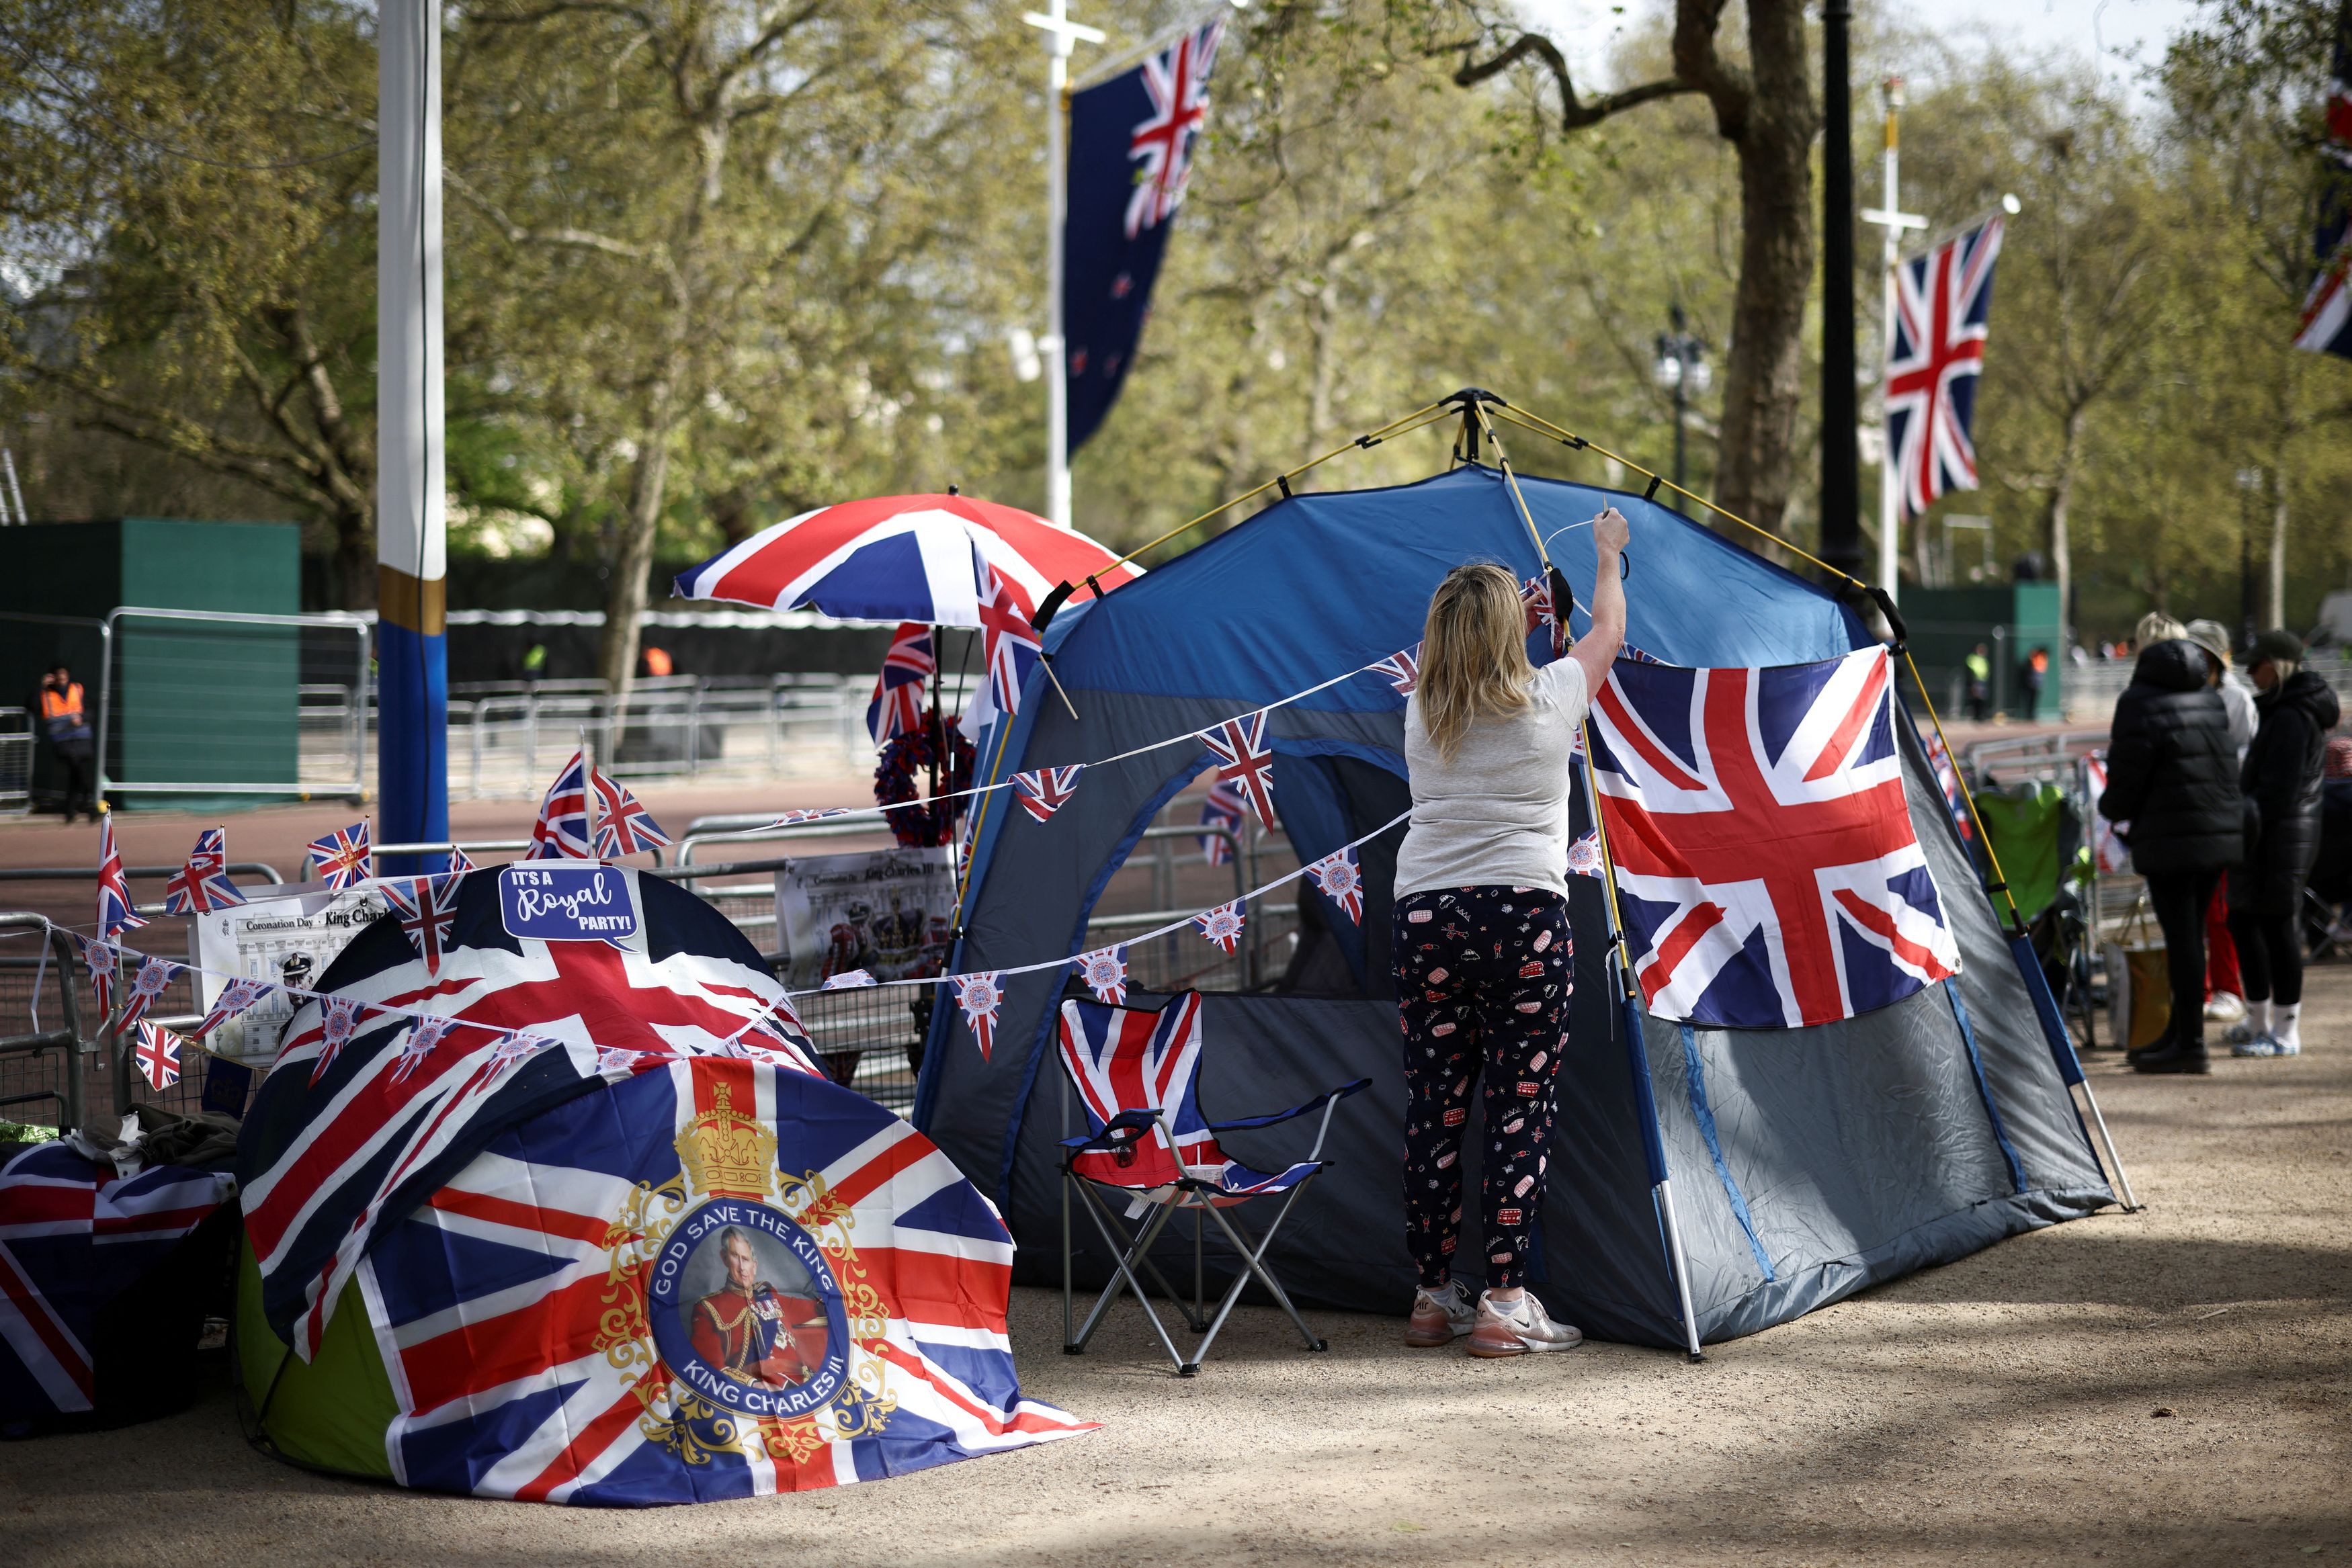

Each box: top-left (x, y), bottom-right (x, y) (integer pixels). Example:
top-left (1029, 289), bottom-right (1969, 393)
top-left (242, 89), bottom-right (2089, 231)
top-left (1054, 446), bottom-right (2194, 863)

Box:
top-left (685, 1225), bottom-right (831, 1387)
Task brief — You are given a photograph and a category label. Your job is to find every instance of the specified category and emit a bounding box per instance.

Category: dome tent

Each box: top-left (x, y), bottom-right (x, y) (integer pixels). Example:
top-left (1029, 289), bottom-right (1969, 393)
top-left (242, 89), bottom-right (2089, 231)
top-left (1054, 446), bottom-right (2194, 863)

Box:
top-left (913, 458), bottom-right (2117, 1350)
top-left (236, 868), bottom-right (1089, 1504)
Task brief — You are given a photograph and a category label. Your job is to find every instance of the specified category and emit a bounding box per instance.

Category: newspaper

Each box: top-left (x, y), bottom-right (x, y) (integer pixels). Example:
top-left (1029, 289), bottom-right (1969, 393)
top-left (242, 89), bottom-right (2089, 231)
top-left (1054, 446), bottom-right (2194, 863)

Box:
top-left (188, 883), bottom-right (388, 1063)
top-left (773, 846), bottom-right (955, 991)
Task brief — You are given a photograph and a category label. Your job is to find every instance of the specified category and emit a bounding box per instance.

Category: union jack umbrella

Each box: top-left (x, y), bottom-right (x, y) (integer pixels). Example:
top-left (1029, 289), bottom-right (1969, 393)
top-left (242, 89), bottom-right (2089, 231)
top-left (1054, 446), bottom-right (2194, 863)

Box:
top-left (116, 953), bottom-right (178, 1032)
top-left (1305, 847), bottom-right (1364, 925)
top-left (95, 817), bottom-right (144, 938)
top-left (1589, 647), bottom-right (1962, 1029)
top-left (1076, 945), bottom-right (1130, 1006)
top-left (1888, 216), bottom-right (2004, 521)
top-left (306, 821), bottom-right (374, 889)
top-left (528, 751), bottom-right (593, 860)
top-left (192, 977), bottom-right (272, 1039)
top-left (976, 556), bottom-right (1042, 722)
top-left (1014, 764), bottom-right (1084, 824)
top-left (1193, 900), bottom-right (1245, 954)
top-left (1200, 711), bottom-right (1276, 828)
top-left (163, 828), bottom-right (245, 915)
top-left (1371, 645), bottom-right (1421, 698)
top-left (951, 971), bottom-right (1006, 1060)
top-left (866, 622), bottom-right (936, 746)
top-left (1198, 779), bottom-right (1245, 866)
top-left (132, 1020), bottom-right (182, 1090)
top-left (380, 873), bottom-right (465, 975)
top-left (590, 769), bottom-right (669, 859)
top-left (671, 492), bottom-right (1137, 626)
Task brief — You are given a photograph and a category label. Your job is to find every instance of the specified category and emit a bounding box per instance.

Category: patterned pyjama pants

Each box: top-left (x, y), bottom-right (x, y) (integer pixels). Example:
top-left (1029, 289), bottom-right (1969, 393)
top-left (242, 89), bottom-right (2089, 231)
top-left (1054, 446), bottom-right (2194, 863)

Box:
top-left (1391, 883), bottom-right (1572, 1291)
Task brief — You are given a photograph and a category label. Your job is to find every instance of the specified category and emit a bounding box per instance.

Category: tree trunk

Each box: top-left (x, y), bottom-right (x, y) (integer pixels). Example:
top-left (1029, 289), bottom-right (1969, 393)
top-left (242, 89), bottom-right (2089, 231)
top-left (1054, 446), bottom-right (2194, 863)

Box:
top-left (1705, 2), bottom-right (1814, 549)
top-left (599, 393), bottom-right (675, 711)
top-left (334, 499), bottom-right (378, 612)
top-left (2269, 475), bottom-right (2288, 631)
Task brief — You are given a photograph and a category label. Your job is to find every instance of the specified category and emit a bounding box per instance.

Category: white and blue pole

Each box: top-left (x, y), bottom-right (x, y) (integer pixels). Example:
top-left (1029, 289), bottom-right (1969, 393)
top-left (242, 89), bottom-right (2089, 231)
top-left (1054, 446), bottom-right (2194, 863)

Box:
top-left (377, 0), bottom-right (448, 871)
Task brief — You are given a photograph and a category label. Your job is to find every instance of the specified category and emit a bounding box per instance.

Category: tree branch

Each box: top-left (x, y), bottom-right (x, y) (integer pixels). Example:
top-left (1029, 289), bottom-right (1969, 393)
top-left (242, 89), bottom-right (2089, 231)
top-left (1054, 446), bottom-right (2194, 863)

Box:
top-left (1450, 32), bottom-right (1695, 130)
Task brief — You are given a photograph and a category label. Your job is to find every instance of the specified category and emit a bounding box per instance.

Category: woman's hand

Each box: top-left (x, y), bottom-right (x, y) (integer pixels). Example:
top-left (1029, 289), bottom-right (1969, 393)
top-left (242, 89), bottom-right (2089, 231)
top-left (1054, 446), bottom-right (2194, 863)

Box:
top-left (1593, 506), bottom-right (1630, 555)
top-left (1572, 508), bottom-right (1630, 697)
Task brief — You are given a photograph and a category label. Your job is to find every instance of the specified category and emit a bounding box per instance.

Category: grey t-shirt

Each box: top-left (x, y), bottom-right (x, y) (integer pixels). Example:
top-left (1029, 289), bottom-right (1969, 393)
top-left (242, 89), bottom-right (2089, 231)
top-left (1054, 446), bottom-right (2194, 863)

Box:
top-left (1393, 659), bottom-right (1591, 901)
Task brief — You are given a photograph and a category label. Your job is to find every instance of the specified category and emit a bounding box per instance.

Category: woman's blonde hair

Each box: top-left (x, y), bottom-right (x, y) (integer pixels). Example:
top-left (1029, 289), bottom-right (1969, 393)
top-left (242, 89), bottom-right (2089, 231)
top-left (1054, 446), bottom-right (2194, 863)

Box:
top-left (2134, 611), bottom-right (2186, 652)
top-left (1418, 563), bottom-right (1534, 763)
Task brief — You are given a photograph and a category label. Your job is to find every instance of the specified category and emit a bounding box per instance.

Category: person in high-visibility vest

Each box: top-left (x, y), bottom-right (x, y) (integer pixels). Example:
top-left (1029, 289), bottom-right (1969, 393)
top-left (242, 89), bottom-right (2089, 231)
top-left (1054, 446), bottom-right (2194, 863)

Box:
top-left (38, 661), bottom-right (97, 822)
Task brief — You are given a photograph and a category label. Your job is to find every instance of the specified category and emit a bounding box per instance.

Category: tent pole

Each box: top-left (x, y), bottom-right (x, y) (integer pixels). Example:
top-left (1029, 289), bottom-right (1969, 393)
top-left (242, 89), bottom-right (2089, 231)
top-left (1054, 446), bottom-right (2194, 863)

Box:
top-left (2075, 1080), bottom-right (2140, 1212)
top-left (1654, 1176), bottom-right (1705, 1362)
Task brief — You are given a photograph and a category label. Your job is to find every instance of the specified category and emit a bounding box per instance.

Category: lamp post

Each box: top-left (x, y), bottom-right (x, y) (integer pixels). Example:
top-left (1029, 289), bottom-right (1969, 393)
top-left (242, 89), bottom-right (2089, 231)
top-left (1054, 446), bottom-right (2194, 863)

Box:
top-left (1653, 306), bottom-right (1710, 494)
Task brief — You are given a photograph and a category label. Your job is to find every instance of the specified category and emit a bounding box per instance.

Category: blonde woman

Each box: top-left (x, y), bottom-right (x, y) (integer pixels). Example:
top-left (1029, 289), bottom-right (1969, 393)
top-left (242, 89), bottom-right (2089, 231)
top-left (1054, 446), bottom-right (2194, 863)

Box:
top-left (1394, 508), bottom-right (1629, 1357)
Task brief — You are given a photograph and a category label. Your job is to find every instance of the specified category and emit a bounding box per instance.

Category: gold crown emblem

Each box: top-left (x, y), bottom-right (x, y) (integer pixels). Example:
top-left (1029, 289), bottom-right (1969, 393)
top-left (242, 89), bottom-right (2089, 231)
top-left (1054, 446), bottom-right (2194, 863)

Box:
top-left (675, 1082), bottom-right (776, 1200)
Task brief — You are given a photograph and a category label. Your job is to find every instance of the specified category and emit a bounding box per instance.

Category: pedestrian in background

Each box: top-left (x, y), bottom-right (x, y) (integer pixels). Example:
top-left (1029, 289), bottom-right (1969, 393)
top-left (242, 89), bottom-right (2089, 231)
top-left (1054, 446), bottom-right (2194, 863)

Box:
top-left (2226, 629), bottom-right (2338, 1057)
top-left (2099, 629), bottom-right (2242, 1074)
top-left (2183, 619), bottom-right (2255, 1023)
top-left (1964, 643), bottom-right (1991, 721)
top-left (38, 661), bottom-right (96, 823)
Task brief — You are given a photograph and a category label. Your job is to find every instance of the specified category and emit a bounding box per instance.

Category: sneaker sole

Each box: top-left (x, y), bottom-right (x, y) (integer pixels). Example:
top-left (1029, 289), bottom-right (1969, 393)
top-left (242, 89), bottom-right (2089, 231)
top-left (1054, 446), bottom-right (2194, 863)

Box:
top-left (1468, 1334), bottom-right (1581, 1357)
top-left (1404, 1326), bottom-right (1465, 1348)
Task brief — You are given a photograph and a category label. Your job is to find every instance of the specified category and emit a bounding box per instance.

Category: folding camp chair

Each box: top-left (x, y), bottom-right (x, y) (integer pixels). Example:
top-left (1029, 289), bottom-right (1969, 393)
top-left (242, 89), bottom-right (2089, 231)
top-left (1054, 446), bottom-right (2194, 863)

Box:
top-left (1056, 991), bottom-right (1368, 1376)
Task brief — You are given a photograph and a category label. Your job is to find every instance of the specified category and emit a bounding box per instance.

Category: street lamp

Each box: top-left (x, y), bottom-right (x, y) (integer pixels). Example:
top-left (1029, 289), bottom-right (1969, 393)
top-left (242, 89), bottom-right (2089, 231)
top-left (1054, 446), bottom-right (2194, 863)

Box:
top-left (1652, 304), bottom-right (1710, 494)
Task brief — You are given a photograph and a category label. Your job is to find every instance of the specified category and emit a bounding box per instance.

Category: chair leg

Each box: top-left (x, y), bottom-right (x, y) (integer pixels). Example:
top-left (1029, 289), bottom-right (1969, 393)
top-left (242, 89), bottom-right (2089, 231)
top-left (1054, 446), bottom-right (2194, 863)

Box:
top-left (1069, 1182), bottom-right (1189, 1369)
top-left (1195, 1184), bottom-right (1326, 1360)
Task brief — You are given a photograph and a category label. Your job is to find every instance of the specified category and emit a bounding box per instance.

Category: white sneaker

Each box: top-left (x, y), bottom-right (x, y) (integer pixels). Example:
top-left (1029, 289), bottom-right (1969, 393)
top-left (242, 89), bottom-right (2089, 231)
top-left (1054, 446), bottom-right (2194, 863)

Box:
top-left (2206, 991), bottom-right (2246, 1023)
top-left (1404, 1281), bottom-right (1476, 1346)
top-left (2230, 1032), bottom-right (2280, 1058)
top-left (1468, 1291), bottom-right (1583, 1357)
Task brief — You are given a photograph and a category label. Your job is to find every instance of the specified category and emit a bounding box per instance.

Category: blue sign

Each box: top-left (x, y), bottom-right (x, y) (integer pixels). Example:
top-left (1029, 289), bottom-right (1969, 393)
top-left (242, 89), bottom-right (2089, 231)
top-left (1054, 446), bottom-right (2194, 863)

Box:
top-left (497, 864), bottom-right (639, 947)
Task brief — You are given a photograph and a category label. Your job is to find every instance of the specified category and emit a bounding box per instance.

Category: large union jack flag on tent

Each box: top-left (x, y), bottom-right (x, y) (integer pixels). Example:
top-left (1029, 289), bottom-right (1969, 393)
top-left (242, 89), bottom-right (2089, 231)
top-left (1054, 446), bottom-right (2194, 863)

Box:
top-left (349, 1057), bottom-right (1091, 1502)
top-left (1887, 216), bottom-right (2003, 521)
top-left (1588, 647), bottom-right (1962, 1029)
top-left (866, 623), bottom-right (936, 746)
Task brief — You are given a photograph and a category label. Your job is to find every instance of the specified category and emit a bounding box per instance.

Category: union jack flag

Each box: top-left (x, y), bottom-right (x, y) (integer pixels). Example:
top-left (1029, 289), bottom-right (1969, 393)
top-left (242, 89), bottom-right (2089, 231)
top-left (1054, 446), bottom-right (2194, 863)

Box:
top-left (866, 623), bottom-right (936, 746)
top-left (975, 556), bottom-right (1041, 723)
top-left (1014, 764), bottom-right (1084, 824)
top-left (445, 845), bottom-right (476, 874)
top-left (132, 1020), bottom-right (181, 1090)
top-left (1124, 20), bottom-right (1222, 239)
top-left (116, 953), bottom-right (177, 1032)
top-left (306, 821), bottom-right (373, 889)
top-left (0, 1142), bottom-right (235, 1415)
top-left (951, 971), bottom-right (1005, 1061)
top-left (1888, 216), bottom-right (2004, 521)
top-left (379, 874), bottom-right (465, 975)
top-left (192, 977), bottom-right (271, 1039)
top-left (1193, 900), bottom-right (1245, 954)
top-left (241, 868), bottom-right (829, 1363)
top-left (1588, 647), bottom-right (1962, 1029)
top-left (2294, 0), bottom-right (2352, 357)
top-left (1200, 711), bottom-right (1275, 828)
top-left (95, 817), bottom-right (144, 938)
top-left (1521, 574), bottom-right (1566, 657)
top-left (1305, 847), bottom-right (1364, 925)
top-left (1077, 945), bottom-right (1130, 1006)
top-left (591, 769), bottom-right (670, 858)
top-left (528, 751), bottom-right (594, 860)
top-left (1371, 646), bottom-right (1421, 698)
top-left (163, 828), bottom-right (245, 914)
top-left (1198, 779), bottom-right (1245, 865)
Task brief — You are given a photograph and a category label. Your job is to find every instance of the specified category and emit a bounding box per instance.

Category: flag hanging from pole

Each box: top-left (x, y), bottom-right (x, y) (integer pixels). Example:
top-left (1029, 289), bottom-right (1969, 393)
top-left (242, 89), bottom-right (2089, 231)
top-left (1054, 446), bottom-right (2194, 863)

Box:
top-left (1063, 17), bottom-right (1224, 451)
top-left (1887, 216), bottom-right (2003, 521)
top-left (2294, 0), bottom-right (2352, 357)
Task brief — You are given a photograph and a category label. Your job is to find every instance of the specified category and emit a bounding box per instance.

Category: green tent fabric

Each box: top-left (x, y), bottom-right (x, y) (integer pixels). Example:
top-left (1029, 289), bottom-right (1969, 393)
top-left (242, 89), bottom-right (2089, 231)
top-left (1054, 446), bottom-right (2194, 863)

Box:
top-left (1974, 781), bottom-right (2074, 920)
top-left (234, 1237), bottom-right (397, 1479)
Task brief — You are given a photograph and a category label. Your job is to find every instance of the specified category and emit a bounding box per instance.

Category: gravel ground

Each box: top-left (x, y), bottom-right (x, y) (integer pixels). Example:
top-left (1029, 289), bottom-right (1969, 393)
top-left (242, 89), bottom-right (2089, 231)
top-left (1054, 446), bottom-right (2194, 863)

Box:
top-left (7, 970), bottom-right (2347, 1567)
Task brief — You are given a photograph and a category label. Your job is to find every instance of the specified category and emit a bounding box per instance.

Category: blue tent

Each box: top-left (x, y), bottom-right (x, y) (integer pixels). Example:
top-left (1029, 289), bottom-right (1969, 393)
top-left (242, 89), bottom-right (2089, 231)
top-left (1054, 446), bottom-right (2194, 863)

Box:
top-left (912, 462), bottom-right (2114, 1350)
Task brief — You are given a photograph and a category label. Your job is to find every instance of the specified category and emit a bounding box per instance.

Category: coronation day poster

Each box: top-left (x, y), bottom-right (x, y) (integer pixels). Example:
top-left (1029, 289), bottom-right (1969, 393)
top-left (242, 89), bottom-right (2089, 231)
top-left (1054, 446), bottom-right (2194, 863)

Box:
top-left (773, 846), bottom-right (956, 991)
top-left (190, 883), bottom-right (388, 1061)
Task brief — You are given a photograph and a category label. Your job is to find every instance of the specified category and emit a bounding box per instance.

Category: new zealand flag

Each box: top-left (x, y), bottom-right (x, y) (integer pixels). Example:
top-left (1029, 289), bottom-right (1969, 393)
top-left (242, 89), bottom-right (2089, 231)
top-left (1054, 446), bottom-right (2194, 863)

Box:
top-left (1063, 17), bottom-right (1224, 450)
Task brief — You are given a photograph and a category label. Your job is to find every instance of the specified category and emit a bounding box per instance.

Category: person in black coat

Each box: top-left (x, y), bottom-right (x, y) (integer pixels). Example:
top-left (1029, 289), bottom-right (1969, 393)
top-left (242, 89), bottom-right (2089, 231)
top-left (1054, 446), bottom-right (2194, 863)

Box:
top-left (2099, 636), bottom-right (2243, 1073)
top-left (2226, 629), bottom-right (2339, 1057)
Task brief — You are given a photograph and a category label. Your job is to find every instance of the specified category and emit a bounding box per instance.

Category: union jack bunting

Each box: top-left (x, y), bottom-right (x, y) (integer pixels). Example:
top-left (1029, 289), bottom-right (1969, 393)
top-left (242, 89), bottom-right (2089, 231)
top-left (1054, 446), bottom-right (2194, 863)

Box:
top-left (951, 971), bottom-right (1006, 1060)
top-left (1567, 829), bottom-right (1605, 879)
top-left (1371, 645), bottom-right (1421, 697)
top-left (379, 874), bottom-right (465, 975)
top-left (591, 769), bottom-right (671, 858)
top-left (527, 751), bottom-right (594, 860)
top-left (163, 828), bottom-right (245, 914)
top-left (349, 1058), bottom-right (1090, 1501)
top-left (95, 817), bottom-right (144, 937)
top-left (1924, 728), bottom-right (1975, 845)
top-left (1200, 711), bottom-right (1276, 828)
top-left (976, 556), bottom-right (1042, 722)
top-left (1077, 945), bottom-right (1130, 1006)
top-left (192, 977), bottom-right (271, 1039)
top-left (1014, 764), bottom-right (1084, 824)
top-left (0, 1142), bottom-right (235, 1416)
top-left (1305, 847), bottom-right (1364, 925)
top-left (1588, 647), bottom-right (1962, 1029)
top-left (132, 1020), bottom-right (181, 1090)
top-left (116, 953), bottom-right (177, 1032)
top-left (309, 996), bottom-right (368, 1086)
top-left (866, 622), bottom-right (936, 746)
top-left (771, 808), bottom-right (854, 828)
top-left (445, 845), bottom-right (476, 874)
top-left (1888, 216), bottom-right (2004, 521)
top-left (1198, 779), bottom-right (1245, 865)
top-left (306, 821), bottom-right (374, 889)
top-left (822, 969), bottom-right (876, 990)
top-left (1193, 900), bottom-right (1245, 954)
top-left (83, 939), bottom-right (116, 1021)
top-left (388, 1014), bottom-right (458, 1084)
top-left (240, 869), bottom-right (828, 1362)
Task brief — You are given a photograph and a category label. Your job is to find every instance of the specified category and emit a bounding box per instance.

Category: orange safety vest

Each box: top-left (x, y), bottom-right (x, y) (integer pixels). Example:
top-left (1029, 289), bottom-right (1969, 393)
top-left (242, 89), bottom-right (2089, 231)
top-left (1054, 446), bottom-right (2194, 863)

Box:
top-left (40, 683), bottom-right (89, 742)
top-left (641, 646), bottom-right (674, 678)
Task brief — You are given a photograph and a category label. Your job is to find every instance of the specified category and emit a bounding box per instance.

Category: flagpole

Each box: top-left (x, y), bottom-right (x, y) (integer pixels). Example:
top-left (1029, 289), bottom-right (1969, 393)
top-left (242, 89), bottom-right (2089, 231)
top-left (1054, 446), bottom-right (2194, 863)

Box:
top-left (1025, 3), bottom-right (1103, 530)
top-left (1862, 79), bottom-right (1925, 599)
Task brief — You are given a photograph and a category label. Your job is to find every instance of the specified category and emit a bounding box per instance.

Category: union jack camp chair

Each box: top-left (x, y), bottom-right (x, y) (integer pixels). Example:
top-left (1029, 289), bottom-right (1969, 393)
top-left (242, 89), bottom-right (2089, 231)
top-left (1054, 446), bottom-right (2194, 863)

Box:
top-left (1056, 991), bottom-right (1368, 1375)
